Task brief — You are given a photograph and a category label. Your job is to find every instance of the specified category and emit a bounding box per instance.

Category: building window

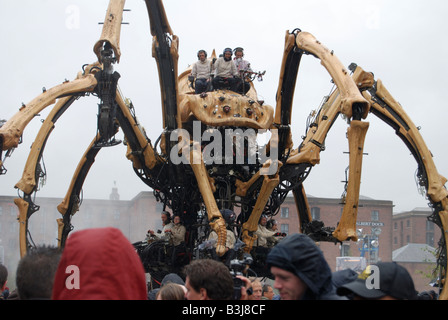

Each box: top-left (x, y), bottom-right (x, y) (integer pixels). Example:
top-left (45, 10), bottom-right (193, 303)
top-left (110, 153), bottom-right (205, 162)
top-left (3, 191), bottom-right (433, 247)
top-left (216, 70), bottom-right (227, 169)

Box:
top-left (426, 233), bottom-right (434, 247)
top-left (311, 207), bottom-right (320, 220)
top-left (426, 220), bottom-right (435, 231)
top-left (394, 237), bottom-right (397, 244)
top-left (340, 243), bottom-right (350, 256)
top-left (281, 224), bottom-right (289, 235)
top-left (370, 250), bottom-right (379, 264)
top-left (113, 209), bottom-right (120, 220)
top-left (371, 210), bottom-right (379, 221)
top-left (281, 207), bottom-right (289, 219)
top-left (394, 222), bottom-right (397, 230)
top-left (406, 235), bottom-right (410, 243)
top-left (406, 219), bottom-right (410, 228)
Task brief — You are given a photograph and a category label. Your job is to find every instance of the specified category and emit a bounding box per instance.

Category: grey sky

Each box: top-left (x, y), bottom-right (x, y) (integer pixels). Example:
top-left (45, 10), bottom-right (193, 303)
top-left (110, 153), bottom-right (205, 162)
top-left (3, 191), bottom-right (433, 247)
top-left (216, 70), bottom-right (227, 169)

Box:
top-left (0, 0), bottom-right (447, 213)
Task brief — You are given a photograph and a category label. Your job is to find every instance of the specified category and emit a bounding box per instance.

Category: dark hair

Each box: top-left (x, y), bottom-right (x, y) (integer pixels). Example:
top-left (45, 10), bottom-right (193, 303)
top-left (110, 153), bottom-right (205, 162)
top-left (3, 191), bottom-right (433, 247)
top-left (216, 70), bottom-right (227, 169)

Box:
top-left (173, 214), bottom-right (182, 224)
top-left (266, 219), bottom-right (277, 229)
top-left (162, 211), bottom-right (172, 222)
top-left (233, 47), bottom-right (244, 55)
top-left (197, 50), bottom-right (207, 59)
top-left (0, 264), bottom-right (8, 288)
top-left (262, 283), bottom-right (272, 294)
top-left (223, 47), bottom-right (232, 55)
top-left (183, 259), bottom-right (233, 300)
top-left (16, 245), bottom-right (61, 300)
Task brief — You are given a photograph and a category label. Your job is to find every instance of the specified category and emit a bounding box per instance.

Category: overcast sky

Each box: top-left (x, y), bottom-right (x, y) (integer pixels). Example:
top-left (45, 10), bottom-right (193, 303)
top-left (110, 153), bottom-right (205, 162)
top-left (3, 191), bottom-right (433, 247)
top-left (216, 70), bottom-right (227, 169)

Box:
top-left (1, 0), bottom-right (447, 214)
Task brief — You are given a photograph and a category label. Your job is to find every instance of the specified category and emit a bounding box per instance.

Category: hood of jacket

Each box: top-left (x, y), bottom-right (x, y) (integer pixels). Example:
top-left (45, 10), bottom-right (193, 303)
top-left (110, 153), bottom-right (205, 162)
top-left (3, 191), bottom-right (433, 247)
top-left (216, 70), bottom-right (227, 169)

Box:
top-left (52, 227), bottom-right (147, 300)
top-left (266, 233), bottom-right (338, 300)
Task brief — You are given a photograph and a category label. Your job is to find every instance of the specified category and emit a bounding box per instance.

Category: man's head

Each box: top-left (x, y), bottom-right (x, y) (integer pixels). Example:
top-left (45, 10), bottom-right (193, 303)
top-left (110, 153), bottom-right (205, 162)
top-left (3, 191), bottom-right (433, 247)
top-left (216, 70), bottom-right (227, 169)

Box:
top-left (16, 245), bottom-right (61, 300)
top-left (250, 280), bottom-right (263, 300)
top-left (0, 264), bottom-right (8, 291)
top-left (173, 215), bottom-right (181, 225)
top-left (223, 48), bottom-right (232, 61)
top-left (161, 211), bottom-right (171, 224)
top-left (183, 259), bottom-right (233, 300)
top-left (197, 50), bottom-right (207, 62)
top-left (270, 266), bottom-right (308, 300)
top-left (266, 233), bottom-right (334, 300)
top-left (262, 284), bottom-right (274, 300)
top-left (337, 262), bottom-right (418, 300)
top-left (234, 47), bottom-right (244, 58)
top-left (259, 215), bottom-right (267, 226)
top-left (266, 219), bottom-right (277, 230)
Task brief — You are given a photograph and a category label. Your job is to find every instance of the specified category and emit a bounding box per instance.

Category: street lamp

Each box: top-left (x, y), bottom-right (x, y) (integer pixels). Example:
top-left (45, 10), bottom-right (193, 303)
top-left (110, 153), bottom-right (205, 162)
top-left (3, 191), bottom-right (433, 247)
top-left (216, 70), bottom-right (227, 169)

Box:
top-left (357, 228), bottom-right (380, 264)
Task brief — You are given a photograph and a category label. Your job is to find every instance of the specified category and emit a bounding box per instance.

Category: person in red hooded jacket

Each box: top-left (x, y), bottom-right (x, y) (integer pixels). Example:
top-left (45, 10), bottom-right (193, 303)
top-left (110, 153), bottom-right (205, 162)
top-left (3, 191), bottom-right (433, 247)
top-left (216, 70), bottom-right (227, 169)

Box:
top-left (52, 227), bottom-right (147, 300)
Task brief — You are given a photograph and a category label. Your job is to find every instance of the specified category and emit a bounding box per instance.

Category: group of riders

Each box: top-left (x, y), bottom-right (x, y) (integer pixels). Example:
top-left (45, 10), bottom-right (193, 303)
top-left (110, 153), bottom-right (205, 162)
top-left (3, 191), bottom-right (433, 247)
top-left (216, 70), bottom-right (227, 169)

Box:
top-left (134, 209), bottom-right (286, 285)
top-left (188, 47), bottom-right (258, 95)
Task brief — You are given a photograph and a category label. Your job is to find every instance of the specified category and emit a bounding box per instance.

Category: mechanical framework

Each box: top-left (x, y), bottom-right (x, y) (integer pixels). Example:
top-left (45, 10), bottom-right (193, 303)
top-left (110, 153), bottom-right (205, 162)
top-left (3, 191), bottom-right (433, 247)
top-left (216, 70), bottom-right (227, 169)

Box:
top-left (1, 0), bottom-right (447, 298)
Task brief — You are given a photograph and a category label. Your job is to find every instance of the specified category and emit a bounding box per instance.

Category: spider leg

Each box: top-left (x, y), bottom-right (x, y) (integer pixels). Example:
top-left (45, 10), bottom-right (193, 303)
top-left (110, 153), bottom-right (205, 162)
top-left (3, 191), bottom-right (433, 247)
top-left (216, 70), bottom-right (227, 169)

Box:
top-left (353, 64), bottom-right (448, 299)
top-left (241, 160), bottom-right (282, 253)
top-left (3, 72), bottom-right (98, 257)
top-left (188, 141), bottom-right (227, 256)
top-left (57, 132), bottom-right (107, 248)
top-left (0, 74), bottom-right (97, 152)
top-left (332, 120), bottom-right (369, 241)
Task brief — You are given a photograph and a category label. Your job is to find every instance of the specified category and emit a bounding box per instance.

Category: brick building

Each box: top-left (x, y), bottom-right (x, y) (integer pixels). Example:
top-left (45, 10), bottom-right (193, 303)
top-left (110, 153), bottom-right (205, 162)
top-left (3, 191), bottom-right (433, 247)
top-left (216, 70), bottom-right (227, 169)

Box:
top-left (275, 195), bottom-right (394, 272)
top-left (392, 207), bottom-right (441, 250)
top-left (392, 208), bottom-right (442, 293)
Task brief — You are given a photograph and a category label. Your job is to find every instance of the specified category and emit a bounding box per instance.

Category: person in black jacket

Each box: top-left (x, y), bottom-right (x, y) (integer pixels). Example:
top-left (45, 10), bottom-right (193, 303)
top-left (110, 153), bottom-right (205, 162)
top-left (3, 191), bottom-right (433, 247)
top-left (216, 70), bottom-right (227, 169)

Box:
top-left (266, 233), bottom-right (344, 300)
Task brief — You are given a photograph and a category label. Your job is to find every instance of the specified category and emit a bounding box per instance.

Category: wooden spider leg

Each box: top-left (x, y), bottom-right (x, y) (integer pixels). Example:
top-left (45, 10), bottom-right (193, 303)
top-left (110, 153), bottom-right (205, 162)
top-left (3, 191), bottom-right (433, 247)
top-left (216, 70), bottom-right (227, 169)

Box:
top-left (0, 74), bottom-right (97, 152)
top-left (114, 90), bottom-right (163, 170)
top-left (93, 0), bottom-right (126, 64)
top-left (333, 120), bottom-right (369, 241)
top-left (15, 96), bottom-right (76, 195)
top-left (287, 87), bottom-right (342, 166)
top-left (329, 62), bottom-right (373, 243)
top-left (294, 31), bottom-right (370, 119)
top-left (3, 70), bottom-right (98, 257)
top-left (280, 31), bottom-right (372, 243)
top-left (57, 132), bottom-right (107, 248)
top-left (187, 141), bottom-right (227, 257)
top-left (352, 64), bottom-right (448, 299)
top-left (241, 160), bottom-right (281, 253)
top-left (145, 0), bottom-right (180, 156)
top-left (13, 96), bottom-right (77, 257)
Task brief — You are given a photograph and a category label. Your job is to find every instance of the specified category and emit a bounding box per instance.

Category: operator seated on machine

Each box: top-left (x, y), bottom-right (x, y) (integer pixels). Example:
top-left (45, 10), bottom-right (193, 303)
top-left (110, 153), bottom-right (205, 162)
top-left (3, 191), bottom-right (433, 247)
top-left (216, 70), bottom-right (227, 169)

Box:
top-left (147, 211), bottom-right (175, 241)
top-left (233, 47), bottom-right (252, 94)
top-left (188, 49), bottom-right (213, 94)
top-left (254, 215), bottom-right (277, 254)
top-left (212, 48), bottom-right (239, 92)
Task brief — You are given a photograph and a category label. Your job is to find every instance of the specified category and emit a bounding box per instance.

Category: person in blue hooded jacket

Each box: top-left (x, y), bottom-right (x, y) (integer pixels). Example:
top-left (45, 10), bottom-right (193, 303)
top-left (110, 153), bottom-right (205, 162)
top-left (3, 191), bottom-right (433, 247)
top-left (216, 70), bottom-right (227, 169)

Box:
top-left (266, 233), bottom-right (344, 300)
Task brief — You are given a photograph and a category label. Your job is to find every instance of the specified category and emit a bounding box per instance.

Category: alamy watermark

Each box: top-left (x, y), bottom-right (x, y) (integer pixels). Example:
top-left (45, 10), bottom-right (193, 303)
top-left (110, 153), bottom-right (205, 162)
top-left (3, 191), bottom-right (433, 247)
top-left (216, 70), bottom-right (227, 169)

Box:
top-left (65, 265), bottom-right (80, 290)
top-left (364, 265), bottom-right (380, 289)
top-left (169, 121), bottom-right (279, 175)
